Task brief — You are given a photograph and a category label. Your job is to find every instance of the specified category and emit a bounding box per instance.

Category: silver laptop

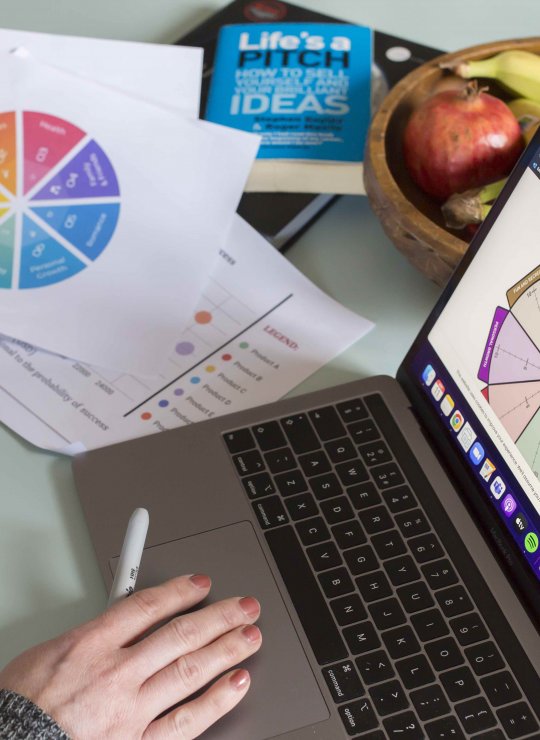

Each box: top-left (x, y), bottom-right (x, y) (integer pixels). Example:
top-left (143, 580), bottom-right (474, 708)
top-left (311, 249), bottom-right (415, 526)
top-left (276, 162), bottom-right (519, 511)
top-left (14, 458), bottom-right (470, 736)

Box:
top-left (73, 132), bottom-right (540, 739)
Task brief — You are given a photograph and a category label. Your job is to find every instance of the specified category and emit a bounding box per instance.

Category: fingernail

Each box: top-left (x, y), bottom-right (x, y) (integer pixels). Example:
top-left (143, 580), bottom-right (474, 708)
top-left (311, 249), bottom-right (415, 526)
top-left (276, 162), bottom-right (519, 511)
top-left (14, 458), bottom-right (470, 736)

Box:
top-left (230, 669), bottom-right (250, 690)
top-left (242, 624), bottom-right (261, 643)
top-left (189, 574), bottom-right (211, 589)
top-left (239, 596), bottom-right (260, 618)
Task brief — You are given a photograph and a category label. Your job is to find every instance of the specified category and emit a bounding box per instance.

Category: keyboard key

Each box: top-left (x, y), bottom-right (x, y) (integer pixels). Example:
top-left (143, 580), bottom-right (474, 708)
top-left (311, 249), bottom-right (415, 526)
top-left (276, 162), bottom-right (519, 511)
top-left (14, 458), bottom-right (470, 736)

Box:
top-left (274, 469), bottom-right (308, 497)
top-left (369, 597), bottom-right (406, 630)
top-left (436, 585), bottom-right (473, 618)
top-left (425, 715), bottom-right (466, 739)
top-left (298, 449), bottom-right (331, 477)
top-left (480, 671), bottom-right (521, 707)
top-left (338, 697), bottom-right (378, 735)
top-left (285, 492), bottom-right (318, 521)
top-left (397, 581), bottom-right (434, 613)
top-left (295, 516), bottom-right (330, 546)
top-left (383, 710), bottom-right (423, 738)
top-left (264, 446), bottom-right (296, 473)
top-left (252, 496), bottom-right (289, 529)
top-left (223, 427), bottom-right (255, 453)
top-left (265, 526), bottom-right (347, 665)
top-left (382, 625), bottom-right (421, 660)
top-left (359, 440), bottom-right (392, 466)
top-left (308, 405), bottom-right (345, 441)
top-left (369, 679), bottom-right (409, 716)
top-left (385, 555), bottom-right (421, 586)
top-left (280, 413), bottom-right (320, 454)
top-left (411, 608), bottom-right (449, 642)
top-left (337, 397), bottom-right (368, 422)
top-left (242, 472), bottom-right (275, 499)
top-left (319, 496), bottom-right (354, 524)
top-left (356, 570), bottom-right (393, 603)
top-left (395, 509), bottom-right (430, 538)
top-left (324, 437), bottom-right (356, 463)
top-left (330, 593), bottom-right (367, 626)
top-left (348, 417), bottom-right (380, 445)
top-left (347, 481), bottom-right (381, 510)
top-left (426, 636), bottom-right (464, 672)
top-left (465, 641), bottom-right (504, 676)
top-left (358, 505), bottom-right (393, 534)
top-left (472, 731), bottom-right (505, 740)
top-left (332, 519), bottom-right (366, 549)
top-left (307, 541), bottom-right (342, 571)
top-left (309, 472), bottom-right (342, 500)
top-left (455, 697), bottom-right (496, 735)
top-left (421, 559), bottom-right (458, 590)
top-left (233, 449), bottom-right (265, 476)
top-left (440, 666), bottom-right (480, 702)
top-left (318, 567), bottom-right (355, 599)
top-left (344, 621), bottom-right (381, 655)
top-left (356, 649), bottom-right (395, 685)
top-left (450, 612), bottom-right (489, 647)
top-left (497, 701), bottom-right (539, 738)
top-left (252, 421), bottom-right (286, 451)
top-left (344, 544), bottom-right (378, 575)
top-left (409, 532), bottom-right (444, 563)
top-left (322, 660), bottom-right (364, 703)
top-left (410, 684), bottom-right (450, 721)
top-left (372, 462), bottom-right (404, 489)
top-left (383, 485), bottom-right (417, 513)
top-left (396, 654), bottom-right (435, 689)
top-left (336, 459), bottom-right (369, 486)
top-left (372, 529), bottom-right (406, 560)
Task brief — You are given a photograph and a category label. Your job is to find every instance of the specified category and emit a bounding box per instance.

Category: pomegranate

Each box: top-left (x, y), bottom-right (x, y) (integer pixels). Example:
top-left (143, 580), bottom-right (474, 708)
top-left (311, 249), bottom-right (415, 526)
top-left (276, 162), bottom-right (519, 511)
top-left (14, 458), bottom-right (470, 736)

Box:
top-left (403, 82), bottom-right (524, 201)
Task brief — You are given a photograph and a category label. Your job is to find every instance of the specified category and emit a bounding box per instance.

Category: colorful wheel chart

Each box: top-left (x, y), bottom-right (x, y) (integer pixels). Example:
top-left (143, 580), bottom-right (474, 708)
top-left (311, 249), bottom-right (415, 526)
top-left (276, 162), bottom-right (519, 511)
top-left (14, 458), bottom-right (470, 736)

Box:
top-left (478, 265), bottom-right (540, 477)
top-left (0, 111), bottom-right (120, 290)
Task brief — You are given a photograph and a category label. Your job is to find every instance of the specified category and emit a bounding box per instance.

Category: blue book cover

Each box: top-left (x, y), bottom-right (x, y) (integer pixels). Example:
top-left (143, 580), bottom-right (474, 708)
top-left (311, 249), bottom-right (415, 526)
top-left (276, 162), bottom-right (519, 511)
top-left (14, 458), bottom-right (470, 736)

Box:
top-left (206, 22), bottom-right (372, 163)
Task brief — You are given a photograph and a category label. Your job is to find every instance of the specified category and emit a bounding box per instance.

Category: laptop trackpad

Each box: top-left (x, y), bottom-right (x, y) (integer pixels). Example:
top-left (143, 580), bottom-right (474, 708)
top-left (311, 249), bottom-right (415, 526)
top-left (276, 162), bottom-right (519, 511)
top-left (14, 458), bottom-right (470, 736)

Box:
top-left (132, 521), bottom-right (329, 739)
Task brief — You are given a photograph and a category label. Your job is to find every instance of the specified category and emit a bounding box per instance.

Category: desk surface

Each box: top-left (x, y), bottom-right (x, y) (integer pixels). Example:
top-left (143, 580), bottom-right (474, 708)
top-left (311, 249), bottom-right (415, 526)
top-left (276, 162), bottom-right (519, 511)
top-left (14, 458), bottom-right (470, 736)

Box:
top-left (0, 0), bottom-right (536, 667)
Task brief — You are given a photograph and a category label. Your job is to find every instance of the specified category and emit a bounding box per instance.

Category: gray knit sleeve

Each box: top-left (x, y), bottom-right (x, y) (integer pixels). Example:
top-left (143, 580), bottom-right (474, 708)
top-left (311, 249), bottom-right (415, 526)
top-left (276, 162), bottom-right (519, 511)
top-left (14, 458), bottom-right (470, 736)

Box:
top-left (0, 689), bottom-right (70, 739)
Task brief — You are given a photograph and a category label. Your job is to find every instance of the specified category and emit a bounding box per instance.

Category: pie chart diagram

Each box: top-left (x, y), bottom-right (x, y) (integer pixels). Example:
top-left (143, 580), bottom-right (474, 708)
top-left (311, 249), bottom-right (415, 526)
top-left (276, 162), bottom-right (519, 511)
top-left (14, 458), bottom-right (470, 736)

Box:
top-left (0, 111), bottom-right (120, 290)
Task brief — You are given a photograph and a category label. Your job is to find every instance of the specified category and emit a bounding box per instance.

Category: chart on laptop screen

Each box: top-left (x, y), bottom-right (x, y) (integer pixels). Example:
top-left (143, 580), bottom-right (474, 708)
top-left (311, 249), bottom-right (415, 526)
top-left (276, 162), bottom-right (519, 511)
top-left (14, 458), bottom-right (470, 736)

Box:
top-left (478, 265), bottom-right (540, 480)
top-left (0, 111), bottom-right (120, 290)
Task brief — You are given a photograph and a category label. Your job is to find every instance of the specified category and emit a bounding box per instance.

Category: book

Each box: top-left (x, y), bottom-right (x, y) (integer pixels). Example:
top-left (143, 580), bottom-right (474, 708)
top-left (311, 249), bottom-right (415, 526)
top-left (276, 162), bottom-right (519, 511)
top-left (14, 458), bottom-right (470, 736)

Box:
top-left (176, 0), bottom-right (442, 249)
top-left (205, 22), bottom-right (372, 194)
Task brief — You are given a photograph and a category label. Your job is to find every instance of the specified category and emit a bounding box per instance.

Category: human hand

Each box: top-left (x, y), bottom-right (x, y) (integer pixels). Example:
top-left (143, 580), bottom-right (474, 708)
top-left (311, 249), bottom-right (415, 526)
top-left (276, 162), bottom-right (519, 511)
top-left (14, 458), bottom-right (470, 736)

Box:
top-left (0, 574), bottom-right (262, 739)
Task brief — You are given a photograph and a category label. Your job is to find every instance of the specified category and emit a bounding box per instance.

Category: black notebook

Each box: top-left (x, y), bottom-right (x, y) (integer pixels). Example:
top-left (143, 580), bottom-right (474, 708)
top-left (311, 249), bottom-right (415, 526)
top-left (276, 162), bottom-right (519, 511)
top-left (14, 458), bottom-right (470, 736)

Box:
top-left (176, 0), bottom-right (442, 251)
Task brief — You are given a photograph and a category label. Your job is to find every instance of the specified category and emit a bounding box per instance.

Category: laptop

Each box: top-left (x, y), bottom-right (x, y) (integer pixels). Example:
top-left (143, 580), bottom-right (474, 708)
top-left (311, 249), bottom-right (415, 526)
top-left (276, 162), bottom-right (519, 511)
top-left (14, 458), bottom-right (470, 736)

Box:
top-left (73, 131), bottom-right (540, 739)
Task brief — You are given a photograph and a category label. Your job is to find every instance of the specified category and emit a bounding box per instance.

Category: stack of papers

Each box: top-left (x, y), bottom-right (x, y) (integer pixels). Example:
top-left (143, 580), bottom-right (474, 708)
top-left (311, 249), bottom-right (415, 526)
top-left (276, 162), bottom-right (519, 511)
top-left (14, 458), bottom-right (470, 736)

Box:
top-left (0, 29), bottom-right (374, 453)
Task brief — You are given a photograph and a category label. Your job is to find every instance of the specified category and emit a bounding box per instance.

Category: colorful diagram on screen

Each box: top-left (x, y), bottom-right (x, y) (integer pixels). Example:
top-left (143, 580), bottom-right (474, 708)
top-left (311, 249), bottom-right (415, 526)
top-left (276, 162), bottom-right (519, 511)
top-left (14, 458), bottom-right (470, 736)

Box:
top-left (478, 264), bottom-right (540, 478)
top-left (0, 111), bottom-right (120, 289)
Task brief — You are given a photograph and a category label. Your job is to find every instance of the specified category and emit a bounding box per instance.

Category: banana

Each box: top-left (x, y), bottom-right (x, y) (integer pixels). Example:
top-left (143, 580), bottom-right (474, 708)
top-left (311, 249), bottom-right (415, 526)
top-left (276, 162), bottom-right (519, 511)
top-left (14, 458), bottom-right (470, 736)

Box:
top-left (455, 50), bottom-right (540, 103)
top-left (508, 98), bottom-right (540, 143)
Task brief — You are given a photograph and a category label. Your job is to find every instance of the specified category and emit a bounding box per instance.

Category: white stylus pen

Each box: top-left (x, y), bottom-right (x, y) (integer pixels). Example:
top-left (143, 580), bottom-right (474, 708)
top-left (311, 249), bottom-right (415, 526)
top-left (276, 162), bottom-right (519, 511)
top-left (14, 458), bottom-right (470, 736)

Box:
top-left (107, 507), bottom-right (149, 607)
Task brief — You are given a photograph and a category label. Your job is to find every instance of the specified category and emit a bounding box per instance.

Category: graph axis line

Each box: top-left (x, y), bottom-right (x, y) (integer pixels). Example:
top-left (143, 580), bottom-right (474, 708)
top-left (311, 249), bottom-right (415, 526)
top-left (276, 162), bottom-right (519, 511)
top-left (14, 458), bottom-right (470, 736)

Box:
top-left (123, 293), bottom-right (294, 417)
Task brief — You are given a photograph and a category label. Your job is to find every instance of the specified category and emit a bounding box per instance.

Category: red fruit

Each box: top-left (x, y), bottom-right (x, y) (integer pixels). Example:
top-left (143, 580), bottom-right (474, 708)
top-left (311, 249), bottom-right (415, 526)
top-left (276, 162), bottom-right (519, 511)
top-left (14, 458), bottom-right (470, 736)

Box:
top-left (403, 83), bottom-right (524, 201)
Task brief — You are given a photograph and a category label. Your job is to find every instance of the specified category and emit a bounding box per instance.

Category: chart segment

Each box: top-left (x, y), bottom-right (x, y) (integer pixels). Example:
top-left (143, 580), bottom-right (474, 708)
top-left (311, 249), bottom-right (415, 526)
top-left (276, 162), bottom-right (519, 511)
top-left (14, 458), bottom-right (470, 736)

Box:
top-left (23, 112), bottom-right (85, 194)
top-left (0, 110), bottom-right (120, 289)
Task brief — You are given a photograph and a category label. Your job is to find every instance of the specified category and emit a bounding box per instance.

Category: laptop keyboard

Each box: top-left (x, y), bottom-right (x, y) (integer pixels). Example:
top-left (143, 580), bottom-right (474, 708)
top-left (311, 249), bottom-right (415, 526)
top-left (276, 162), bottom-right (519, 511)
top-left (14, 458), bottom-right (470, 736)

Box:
top-left (223, 393), bottom-right (540, 739)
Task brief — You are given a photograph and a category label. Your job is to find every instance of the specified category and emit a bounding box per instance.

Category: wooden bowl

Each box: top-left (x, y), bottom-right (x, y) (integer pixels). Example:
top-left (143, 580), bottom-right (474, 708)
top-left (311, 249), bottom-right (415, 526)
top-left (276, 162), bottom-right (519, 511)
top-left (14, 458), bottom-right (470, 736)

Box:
top-left (364, 37), bottom-right (540, 286)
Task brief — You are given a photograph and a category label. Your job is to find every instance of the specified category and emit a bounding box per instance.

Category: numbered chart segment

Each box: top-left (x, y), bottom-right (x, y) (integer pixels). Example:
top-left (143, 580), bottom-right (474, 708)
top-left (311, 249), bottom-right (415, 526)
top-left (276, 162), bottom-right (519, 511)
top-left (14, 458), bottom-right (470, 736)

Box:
top-left (0, 214), bottom-right (15, 288)
top-left (33, 140), bottom-right (120, 200)
top-left (19, 214), bottom-right (85, 289)
top-left (31, 203), bottom-right (120, 262)
top-left (0, 112), bottom-right (17, 195)
top-left (23, 112), bottom-right (85, 194)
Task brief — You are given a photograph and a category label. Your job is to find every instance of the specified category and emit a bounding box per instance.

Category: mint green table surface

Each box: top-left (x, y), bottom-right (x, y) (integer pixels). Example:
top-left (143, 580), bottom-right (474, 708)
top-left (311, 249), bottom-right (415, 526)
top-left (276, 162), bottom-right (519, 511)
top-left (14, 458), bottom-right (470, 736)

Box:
top-left (0, 0), bottom-right (535, 667)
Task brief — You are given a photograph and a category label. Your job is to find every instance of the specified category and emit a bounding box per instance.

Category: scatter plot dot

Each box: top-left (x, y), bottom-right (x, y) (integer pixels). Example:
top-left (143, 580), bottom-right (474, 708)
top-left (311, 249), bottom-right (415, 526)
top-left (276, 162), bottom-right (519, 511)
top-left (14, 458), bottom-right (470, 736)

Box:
top-left (190, 376), bottom-right (201, 384)
top-left (175, 341), bottom-right (195, 356)
top-left (141, 412), bottom-right (152, 420)
top-left (174, 388), bottom-right (184, 396)
top-left (222, 353), bottom-right (232, 361)
top-left (195, 310), bottom-right (212, 324)
top-left (158, 399), bottom-right (169, 408)
top-left (206, 365), bottom-right (216, 373)
top-left (239, 341), bottom-right (249, 349)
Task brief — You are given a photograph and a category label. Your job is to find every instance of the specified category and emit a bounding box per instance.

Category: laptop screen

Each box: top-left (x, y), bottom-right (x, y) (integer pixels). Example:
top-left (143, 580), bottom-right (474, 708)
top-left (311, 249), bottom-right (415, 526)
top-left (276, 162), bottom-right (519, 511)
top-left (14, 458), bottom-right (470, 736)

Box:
top-left (399, 133), bottom-right (540, 608)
